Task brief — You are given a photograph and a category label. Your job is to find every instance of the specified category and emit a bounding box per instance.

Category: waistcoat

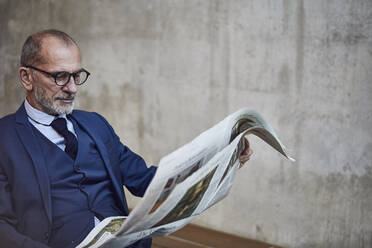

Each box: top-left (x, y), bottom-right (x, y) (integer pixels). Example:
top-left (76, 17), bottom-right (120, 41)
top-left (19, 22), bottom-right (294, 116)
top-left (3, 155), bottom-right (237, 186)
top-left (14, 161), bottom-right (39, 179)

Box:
top-left (33, 118), bottom-right (124, 248)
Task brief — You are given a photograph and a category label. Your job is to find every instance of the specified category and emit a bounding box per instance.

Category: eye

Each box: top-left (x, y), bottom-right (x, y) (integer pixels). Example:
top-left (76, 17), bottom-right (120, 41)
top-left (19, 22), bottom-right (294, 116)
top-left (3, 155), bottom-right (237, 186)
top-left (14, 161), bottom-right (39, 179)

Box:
top-left (73, 70), bottom-right (89, 85)
top-left (55, 71), bottom-right (70, 81)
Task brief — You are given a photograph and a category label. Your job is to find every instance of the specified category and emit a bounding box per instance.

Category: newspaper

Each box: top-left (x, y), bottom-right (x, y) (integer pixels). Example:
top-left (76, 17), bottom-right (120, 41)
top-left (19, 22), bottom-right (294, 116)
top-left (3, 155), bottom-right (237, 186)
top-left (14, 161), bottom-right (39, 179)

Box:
top-left (76, 108), bottom-right (294, 248)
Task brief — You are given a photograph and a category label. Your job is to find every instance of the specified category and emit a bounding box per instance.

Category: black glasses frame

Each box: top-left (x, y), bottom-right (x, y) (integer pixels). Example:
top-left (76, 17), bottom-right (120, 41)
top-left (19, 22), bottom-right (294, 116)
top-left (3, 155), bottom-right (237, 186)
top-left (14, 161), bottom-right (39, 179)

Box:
top-left (26, 65), bottom-right (90, 86)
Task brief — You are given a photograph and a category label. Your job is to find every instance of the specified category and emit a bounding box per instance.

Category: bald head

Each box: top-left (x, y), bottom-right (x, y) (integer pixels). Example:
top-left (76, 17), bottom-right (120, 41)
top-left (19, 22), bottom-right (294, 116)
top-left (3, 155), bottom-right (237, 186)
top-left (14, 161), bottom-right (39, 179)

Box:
top-left (20, 29), bottom-right (79, 67)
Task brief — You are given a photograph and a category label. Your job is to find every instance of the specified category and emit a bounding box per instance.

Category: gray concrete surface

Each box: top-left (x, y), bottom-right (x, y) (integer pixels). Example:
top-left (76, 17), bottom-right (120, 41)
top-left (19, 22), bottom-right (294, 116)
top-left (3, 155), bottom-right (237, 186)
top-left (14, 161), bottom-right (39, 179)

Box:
top-left (1, 1), bottom-right (371, 247)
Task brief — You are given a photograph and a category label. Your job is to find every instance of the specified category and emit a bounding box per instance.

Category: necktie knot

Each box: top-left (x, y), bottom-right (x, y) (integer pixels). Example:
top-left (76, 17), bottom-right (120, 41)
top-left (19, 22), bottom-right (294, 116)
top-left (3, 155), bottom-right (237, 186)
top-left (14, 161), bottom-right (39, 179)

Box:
top-left (51, 117), bottom-right (78, 160)
top-left (51, 118), bottom-right (68, 133)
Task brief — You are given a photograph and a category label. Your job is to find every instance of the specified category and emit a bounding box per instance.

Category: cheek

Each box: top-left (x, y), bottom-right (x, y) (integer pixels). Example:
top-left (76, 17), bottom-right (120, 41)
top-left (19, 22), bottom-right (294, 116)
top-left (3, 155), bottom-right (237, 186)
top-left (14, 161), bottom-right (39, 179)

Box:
top-left (48, 86), bottom-right (62, 99)
top-left (35, 78), bottom-right (59, 99)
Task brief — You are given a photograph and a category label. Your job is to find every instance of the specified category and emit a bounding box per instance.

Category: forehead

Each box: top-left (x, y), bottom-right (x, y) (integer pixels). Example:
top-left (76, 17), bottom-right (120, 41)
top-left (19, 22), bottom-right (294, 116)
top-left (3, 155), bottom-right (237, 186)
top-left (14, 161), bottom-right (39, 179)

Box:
top-left (39, 36), bottom-right (81, 70)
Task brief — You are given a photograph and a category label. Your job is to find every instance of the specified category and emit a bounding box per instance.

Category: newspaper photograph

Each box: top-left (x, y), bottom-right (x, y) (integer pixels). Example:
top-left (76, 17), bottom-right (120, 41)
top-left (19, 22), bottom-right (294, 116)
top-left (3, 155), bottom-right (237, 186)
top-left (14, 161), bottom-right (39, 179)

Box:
top-left (76, 108), bottom-right (294, 248)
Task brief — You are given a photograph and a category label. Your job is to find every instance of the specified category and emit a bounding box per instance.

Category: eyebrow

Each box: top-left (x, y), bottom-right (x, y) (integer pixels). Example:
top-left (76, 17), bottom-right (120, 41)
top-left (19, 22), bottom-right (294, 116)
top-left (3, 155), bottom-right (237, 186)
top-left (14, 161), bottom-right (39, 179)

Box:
top-left (50, 68), bottom-right (84, 74)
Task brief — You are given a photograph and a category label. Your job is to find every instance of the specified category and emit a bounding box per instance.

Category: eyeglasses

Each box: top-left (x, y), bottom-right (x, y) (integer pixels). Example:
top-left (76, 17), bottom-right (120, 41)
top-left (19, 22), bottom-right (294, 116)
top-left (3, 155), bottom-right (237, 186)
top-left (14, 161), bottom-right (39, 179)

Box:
top-left (26, 65), bottom-right (90, 86)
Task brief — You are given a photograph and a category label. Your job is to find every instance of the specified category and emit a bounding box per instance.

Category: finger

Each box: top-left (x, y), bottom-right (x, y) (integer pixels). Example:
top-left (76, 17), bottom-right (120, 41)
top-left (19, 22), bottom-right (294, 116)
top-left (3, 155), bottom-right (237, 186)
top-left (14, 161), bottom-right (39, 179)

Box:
top-left (241, 148), bottom-right (253, 159)
top-left (245, 137), bottom-right (250, 146)
top-left (239, 157), bottom-right (249, 164)
top-left (239, 148), bottom-right (253, 163)
top-left (241, 139), bottom-right (250, 156)
top-left (239, 138), bottom-right (252, 168)
top-left (239, 155), bottom-right (249, 163)
top-left (239, 157), bottom-right (249, 168)
top-left (244, 137), bottom-right (250, 150)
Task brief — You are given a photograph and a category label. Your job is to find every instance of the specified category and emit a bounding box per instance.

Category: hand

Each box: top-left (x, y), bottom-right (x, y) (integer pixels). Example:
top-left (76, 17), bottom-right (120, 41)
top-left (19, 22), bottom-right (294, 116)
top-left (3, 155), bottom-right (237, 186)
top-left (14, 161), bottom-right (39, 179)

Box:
top-left (239, 137), bottom-right (253, 168)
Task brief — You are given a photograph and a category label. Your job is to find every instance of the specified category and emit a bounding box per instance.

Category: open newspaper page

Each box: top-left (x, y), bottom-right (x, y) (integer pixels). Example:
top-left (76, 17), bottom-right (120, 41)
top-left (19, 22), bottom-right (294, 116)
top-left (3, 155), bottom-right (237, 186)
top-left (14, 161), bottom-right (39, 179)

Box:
top-left (77, 108), bottom-right (294, 248)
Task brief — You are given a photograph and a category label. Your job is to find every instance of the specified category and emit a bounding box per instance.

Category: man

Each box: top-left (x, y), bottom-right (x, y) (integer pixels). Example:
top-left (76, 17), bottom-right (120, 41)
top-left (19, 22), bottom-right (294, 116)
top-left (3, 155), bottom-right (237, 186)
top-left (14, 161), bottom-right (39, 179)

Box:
top-left (0, 30), bottom-right (252, 248)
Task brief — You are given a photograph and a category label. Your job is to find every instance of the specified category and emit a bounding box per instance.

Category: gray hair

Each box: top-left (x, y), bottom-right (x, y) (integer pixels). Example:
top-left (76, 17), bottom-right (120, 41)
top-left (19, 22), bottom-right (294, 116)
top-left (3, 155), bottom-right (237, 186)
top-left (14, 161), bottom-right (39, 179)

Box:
top-left (20, 29), bottom-right (78, 67)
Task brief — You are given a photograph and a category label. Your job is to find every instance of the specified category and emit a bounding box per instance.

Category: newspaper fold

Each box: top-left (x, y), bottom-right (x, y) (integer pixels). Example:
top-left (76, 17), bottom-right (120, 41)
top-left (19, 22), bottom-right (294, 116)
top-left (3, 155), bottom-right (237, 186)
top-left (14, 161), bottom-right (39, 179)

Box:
top-left (77, 108), bottom-right (294, 248)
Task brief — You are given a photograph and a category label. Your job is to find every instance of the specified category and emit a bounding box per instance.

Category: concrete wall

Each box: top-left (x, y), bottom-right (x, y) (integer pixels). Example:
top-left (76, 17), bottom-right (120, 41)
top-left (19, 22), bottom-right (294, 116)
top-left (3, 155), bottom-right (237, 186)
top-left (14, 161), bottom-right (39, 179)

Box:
top-left (1, 1), bottom-right (371, 247)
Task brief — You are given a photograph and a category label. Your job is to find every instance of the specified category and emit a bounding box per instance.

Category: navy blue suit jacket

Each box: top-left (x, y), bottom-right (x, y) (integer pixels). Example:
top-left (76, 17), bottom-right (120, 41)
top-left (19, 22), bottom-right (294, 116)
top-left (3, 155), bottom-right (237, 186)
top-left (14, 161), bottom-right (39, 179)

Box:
top-left (0, 104), bottom-right (156, 247)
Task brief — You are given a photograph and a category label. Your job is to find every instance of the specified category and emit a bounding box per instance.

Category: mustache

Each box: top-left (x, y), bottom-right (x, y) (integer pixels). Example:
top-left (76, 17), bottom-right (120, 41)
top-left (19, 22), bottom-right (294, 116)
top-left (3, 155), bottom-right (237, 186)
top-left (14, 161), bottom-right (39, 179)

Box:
top-left (54, 94), bottom-right (75, 101)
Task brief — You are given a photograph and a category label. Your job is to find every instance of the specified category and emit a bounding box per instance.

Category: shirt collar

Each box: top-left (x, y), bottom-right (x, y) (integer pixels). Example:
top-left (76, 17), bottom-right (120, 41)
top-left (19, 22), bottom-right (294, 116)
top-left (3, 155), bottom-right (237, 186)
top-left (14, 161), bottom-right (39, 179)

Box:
top-left (24, 98), bottom-right (67, 125)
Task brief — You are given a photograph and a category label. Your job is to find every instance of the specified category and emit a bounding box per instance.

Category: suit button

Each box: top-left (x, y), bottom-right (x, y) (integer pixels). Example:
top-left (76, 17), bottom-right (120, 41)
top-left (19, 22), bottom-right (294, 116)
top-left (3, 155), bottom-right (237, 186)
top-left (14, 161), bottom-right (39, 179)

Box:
top-left (44, 232), bottom-right (49, 240)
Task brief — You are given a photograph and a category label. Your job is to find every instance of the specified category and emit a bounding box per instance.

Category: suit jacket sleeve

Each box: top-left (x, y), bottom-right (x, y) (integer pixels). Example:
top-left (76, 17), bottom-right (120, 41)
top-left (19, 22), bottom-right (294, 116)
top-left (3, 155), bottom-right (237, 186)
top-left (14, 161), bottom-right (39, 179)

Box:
top-left (0, 167), bottom-right (50, 248)
top-left (95, 113), bottom-right (157, 197)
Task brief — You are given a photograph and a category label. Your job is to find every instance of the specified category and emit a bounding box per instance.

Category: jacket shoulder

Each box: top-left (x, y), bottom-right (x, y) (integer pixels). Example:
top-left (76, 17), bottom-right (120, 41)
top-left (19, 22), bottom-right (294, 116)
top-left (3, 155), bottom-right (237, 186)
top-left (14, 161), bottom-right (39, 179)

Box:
top-left (71, 110), bottom-right (114, 137)
top-left (0, 113), bottom-right (18, 151)
top-left (0, 112), bottom-right (17, 133)
top-left (71, 110), bottom-right (108, 124)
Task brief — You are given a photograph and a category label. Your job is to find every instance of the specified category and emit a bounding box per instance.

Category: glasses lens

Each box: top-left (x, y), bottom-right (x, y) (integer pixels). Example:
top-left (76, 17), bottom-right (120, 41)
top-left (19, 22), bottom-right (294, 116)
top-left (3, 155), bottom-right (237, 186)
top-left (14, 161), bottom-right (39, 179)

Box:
top-left (55, 72), bottom-right (71, 86)
top-left (74, 71), bottom-right (88, 85)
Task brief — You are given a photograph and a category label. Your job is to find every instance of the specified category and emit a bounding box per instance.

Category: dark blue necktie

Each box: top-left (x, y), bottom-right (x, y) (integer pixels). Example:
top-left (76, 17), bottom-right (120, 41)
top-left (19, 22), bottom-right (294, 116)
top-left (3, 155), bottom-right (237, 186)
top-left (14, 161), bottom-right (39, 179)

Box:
top-left (51, 118), bottom-right (78, 160)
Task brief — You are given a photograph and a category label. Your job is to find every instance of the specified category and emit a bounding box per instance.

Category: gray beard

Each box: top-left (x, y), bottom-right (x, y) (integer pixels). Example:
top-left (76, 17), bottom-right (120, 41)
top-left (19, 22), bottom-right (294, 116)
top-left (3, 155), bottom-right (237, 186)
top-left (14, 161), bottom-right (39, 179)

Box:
top-left (34, 84), bottom-right (75, 115)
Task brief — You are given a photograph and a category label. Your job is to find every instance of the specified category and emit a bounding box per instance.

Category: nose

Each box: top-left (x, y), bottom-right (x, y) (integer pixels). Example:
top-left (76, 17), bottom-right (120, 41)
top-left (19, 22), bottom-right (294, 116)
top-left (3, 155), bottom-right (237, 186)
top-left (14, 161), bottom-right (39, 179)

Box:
top-left (63, 75), bottom-right (78, 94)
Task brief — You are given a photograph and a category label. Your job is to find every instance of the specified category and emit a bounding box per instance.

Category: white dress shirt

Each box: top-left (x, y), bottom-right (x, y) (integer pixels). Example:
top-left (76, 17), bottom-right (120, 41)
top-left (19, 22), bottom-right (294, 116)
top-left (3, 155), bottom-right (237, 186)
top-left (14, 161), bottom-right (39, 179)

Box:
top-left (24, 98), bottom-right (77, 151)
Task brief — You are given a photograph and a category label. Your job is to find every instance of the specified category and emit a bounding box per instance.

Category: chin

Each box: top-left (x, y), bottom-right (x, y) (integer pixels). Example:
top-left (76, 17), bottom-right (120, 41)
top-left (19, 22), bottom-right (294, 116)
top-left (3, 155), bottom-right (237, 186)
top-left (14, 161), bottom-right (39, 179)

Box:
top-left (52, 102), bottom-right (75, 115)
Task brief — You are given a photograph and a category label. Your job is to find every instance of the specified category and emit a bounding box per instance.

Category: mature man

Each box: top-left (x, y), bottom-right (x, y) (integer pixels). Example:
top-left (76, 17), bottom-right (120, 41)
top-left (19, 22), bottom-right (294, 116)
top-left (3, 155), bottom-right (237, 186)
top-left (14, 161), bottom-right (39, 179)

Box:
top-left (0, 29), bottom-right (158, 248)
top-left (0, 29), bottom-right (252, 248)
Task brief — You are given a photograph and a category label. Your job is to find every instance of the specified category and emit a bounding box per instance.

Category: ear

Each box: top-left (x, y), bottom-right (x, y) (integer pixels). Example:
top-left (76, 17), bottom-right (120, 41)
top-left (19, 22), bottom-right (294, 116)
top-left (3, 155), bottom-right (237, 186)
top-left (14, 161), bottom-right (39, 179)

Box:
top-left (18, 67), bottom-right (34, 91)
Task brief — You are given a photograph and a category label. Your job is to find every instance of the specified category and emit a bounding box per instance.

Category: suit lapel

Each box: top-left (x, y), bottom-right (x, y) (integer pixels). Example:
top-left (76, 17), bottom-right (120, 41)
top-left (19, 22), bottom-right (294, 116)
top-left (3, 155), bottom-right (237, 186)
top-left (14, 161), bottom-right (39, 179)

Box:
top-left (70, 113), bottom-right (126, 208)
top-left (15, 104), bottom-right (52, 223)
